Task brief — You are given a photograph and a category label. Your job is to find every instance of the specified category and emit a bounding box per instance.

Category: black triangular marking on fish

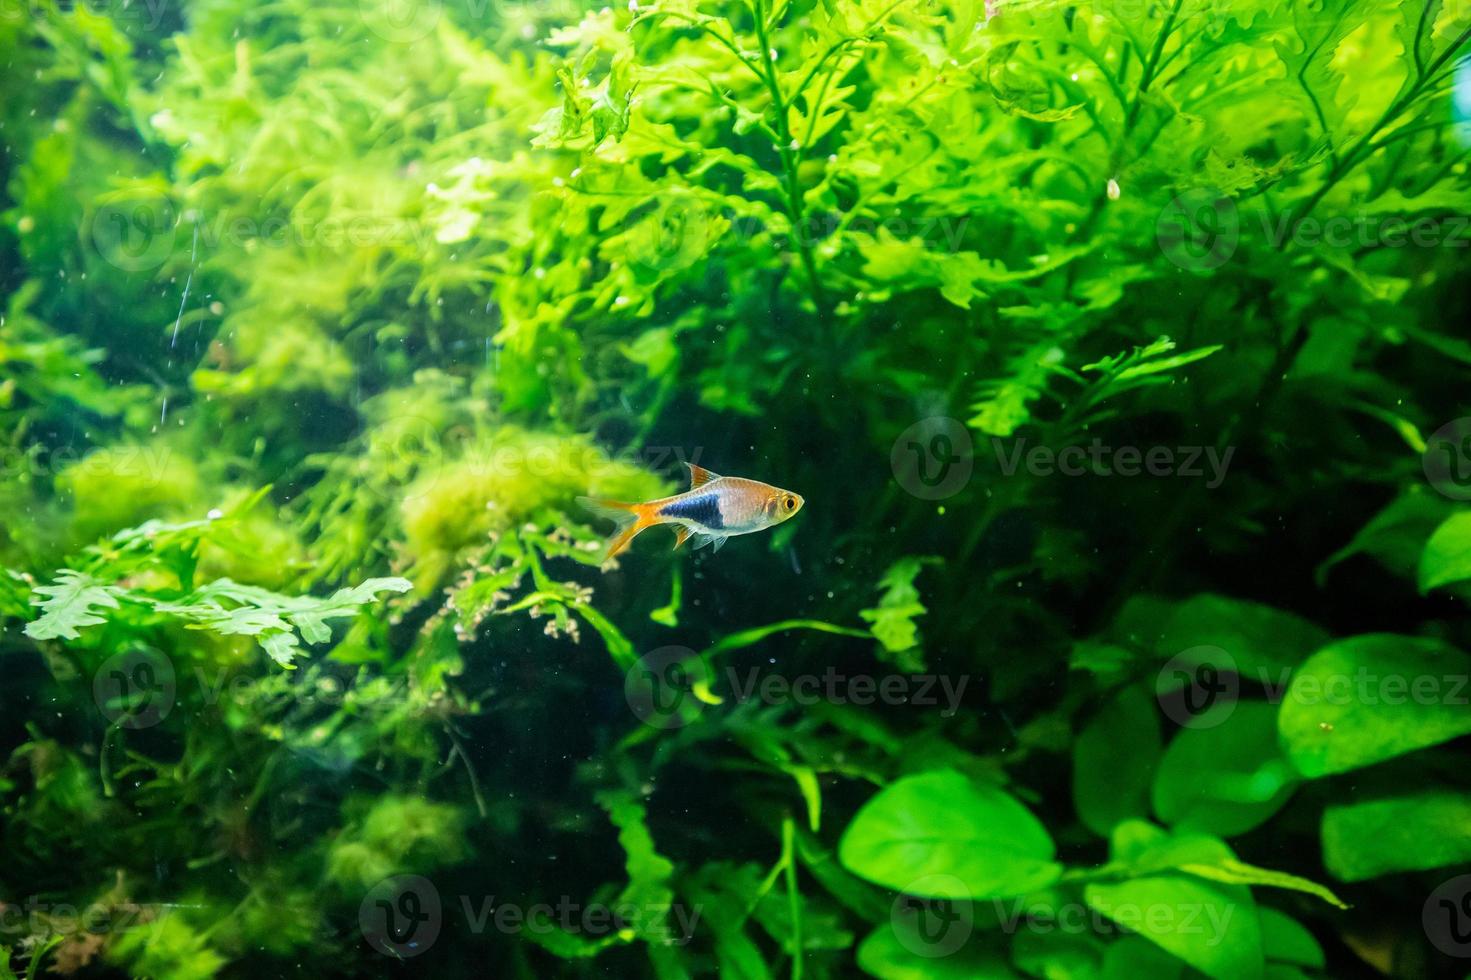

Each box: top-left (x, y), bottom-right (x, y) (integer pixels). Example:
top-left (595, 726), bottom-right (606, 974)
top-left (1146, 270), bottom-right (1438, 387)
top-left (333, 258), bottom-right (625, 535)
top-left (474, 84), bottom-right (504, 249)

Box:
top-left (685, 462), bottom-right (721, 490)
top-left (660, 493), bottom-right (723, 530)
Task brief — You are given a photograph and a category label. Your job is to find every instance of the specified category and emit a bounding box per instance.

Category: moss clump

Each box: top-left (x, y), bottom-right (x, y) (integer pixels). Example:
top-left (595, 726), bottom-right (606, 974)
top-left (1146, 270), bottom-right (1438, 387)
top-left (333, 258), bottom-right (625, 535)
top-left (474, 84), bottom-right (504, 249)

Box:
top-left (56, 443), bottom-right (202, 543)
top-left (399, 426), bottom-right (667, 586)
top-left (326, 795), bottom-right (468, 889)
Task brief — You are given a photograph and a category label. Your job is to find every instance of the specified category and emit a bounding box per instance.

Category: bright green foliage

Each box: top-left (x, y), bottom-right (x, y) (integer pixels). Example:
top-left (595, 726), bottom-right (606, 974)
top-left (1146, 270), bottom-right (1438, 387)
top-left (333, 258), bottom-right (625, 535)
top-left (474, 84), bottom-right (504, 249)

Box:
top-left (23, 509), bottom-right (411, 665)
top-left (1151, 701), bottom-right (1299, 837)
top-left (2, 0), bottom-right (1469, 976)
top-left (1322, 791), bottom-right (1471, 881)
top-left (326, 795), bottom-right (468, 887)
top-left (1072, 684), bottom-right (1160, 836)
top-left (1418, 511), bottom-right (1471, 591)
top-left (838, 769), bottom-right (1061, 899)
top-left (1083, 825), bottom-right (1264, 980)
top-left (858, 556), bottom-right (936, 671)
top-left (1278, 635), bottom-right (1471, 777)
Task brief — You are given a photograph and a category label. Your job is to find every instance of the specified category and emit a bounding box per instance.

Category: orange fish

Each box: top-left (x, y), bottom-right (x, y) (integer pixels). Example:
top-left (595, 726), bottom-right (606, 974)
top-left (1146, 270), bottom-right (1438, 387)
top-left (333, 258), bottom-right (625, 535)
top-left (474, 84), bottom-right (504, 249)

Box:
top-left (579, 463), bottom-right (805, 560)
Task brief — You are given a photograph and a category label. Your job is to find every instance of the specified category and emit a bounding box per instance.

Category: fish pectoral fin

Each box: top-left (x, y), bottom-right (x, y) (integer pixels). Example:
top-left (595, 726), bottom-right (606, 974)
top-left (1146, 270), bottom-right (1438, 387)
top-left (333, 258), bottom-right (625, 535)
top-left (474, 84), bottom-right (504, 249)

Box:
top-left (672, 526), bottom-right (692, 550)
top-left (691, 532), bottom-right (728, 553)
top-left (685, 462), bottom-right (722, 490)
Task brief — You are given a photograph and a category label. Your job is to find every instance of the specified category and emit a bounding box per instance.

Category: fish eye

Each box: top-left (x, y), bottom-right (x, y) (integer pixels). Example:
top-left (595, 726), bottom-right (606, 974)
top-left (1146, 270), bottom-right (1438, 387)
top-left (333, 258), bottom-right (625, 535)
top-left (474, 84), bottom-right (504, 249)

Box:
top-left (783, 496), bottom-right (797, 510)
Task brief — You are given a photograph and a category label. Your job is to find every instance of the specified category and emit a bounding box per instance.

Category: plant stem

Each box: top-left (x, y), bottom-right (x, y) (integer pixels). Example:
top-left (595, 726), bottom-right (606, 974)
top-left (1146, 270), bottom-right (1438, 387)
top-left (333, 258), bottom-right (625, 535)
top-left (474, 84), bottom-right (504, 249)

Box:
top-left (1284, 24), bottom-right (1471, 240)
top-left (750, 0), bottom-right (830, 317)
top-left (782, 816), bottom-right (804, 980)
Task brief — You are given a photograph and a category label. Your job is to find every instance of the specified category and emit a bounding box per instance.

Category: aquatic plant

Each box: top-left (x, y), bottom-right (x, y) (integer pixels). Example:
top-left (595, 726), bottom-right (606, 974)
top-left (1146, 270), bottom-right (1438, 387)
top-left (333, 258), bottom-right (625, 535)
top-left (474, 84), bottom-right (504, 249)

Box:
top-left (2, 0), bottom-right (1470, 977)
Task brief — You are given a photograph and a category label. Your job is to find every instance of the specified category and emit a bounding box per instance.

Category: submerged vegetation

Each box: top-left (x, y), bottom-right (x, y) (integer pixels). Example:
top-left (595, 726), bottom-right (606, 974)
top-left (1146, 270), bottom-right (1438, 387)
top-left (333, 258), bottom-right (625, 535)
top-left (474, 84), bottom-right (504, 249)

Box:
top-left (1, 0), bottom-right (1470, 976)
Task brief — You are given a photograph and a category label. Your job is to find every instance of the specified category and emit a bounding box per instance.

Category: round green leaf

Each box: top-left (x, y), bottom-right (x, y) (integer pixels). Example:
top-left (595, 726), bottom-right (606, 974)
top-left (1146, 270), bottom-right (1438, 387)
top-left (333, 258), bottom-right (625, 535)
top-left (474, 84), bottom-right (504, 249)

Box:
top-left (1074, 684), bottom-right (1162, 837)
top-left (856, 925), bottom-right (1017, 980)
top-left (1419, 512), bottom-right (1471, 592)
top-left (1101, 936), bottom-right (1185, 980)
top-left (1258, 908), bottom-right (1324, 969)
top-left (1277, 635), bottom-right (1471, 777)
top-left (839, 770), bottom-right (1061, 900)
top-left (1011, 930), bottom-right (1105, 980)
top-left (1084, 832), bottom-right (1263, 980)
top-left (1322, 791), bottom-right (1471, 881)
top-left (1158, 594), bottom-right (1329, 676)
top-left (1152, 701), bottom-right (1299, 836)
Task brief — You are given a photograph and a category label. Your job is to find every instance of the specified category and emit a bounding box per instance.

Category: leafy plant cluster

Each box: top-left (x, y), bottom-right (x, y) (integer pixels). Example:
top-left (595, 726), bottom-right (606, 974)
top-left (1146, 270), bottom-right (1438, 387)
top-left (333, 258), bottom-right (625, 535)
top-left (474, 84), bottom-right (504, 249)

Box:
top-left (1, 0), bottom-right (1469, 977)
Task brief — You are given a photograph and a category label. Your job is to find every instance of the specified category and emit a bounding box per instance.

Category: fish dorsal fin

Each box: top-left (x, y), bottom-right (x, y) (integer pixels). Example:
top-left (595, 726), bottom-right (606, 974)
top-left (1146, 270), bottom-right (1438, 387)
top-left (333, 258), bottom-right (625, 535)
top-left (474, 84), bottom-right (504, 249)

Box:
top-left (685, 462), bottom-right (721, 490)
top-left (672, 526), bottom-right (692, 550)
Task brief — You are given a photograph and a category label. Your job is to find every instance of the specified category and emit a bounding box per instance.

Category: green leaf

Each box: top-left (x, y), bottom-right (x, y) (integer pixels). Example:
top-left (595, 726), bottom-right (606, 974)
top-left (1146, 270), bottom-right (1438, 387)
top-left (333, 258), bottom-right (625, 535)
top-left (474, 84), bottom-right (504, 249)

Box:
top-left (1278, 635), bottom-right (1471, 777)
top-left (969, 343), bottom-right (1066, 437)
top-left (1084, 828), bottom-right (1263, 980)
top-left (1258, 908), bottom-right (1324, 969)
top-left (1322, 791), bottom-right (1471, 881)
top-left (1101, 936), bottom-right (1185, 980)
top-left (1317, 489), bottom-right (1456, 585)
top-left (596, 789), bottom-right (679, 945)
top-left (839, 770), bottom-right (1061, 900)
top-left (24, 570), bottom-right (123, 640)
top-left (984, 40), bottom-right (1087, 122)
top-left (150, 576), bottom-right (412, 667)
top-left (1172, 859), bottom-right (1346, 909)
top-left (859, 557), bottom-right (938, 671)
top-left (1158, 594), bottom-right (1330, 677)
top-left (1418, 512), bottom-right (1471, 593)
top-left (857, 925), bottom-right (1017, 980)
top-left (1073, 684), bottom-right (1162, 837)
top-left (24, 565), bottom-right (411, 666)
top-left (1011, 929), bottom-right (1105, 980)
top-left (1151, 701), bottom-right (1299, 837)
top-left (1112, 344), bottom-right (1223, 382)
top-left (684, 864), bottom-right (772, 980)
top-left (0, 569), bottom-right (35, 620)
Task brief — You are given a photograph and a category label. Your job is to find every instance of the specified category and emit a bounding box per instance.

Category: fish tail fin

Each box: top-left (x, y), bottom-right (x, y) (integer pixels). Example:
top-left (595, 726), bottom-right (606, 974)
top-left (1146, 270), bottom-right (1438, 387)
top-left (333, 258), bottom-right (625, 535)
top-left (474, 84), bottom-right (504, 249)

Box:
top-left (576, 496), bottom-right (656, 561)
